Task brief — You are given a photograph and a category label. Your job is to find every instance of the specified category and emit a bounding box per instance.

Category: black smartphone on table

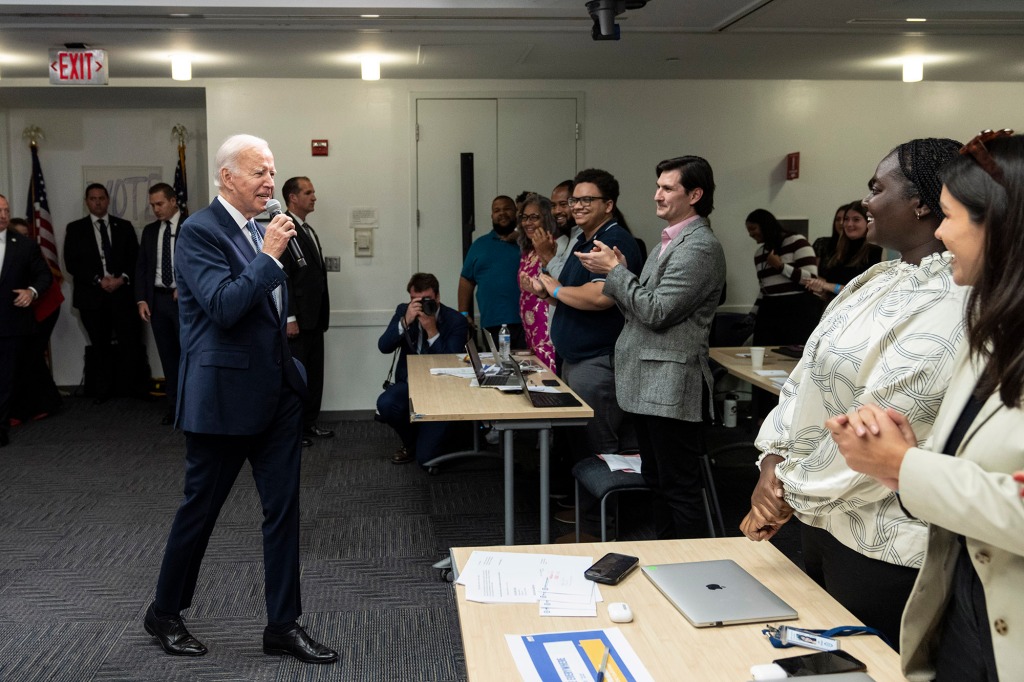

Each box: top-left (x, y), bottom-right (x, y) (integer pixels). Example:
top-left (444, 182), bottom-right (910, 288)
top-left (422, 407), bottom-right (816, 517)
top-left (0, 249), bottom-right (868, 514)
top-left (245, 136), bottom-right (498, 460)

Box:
top-left (584, 552), bottom-right (639, 585)
top-left (772, 649), bottom-right (867, 676)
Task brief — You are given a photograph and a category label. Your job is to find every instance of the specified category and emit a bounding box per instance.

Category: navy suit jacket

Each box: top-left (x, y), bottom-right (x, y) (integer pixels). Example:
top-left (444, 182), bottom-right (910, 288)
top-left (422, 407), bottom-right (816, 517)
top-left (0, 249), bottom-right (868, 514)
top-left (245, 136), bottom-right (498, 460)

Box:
top-left (377, 302), bottom-right (468, 384)
top-left (0, 230), bottom-right (52, 338)
top-left (173, 199), bottom-right (306, 435)
top-left (64, 215), bottom-right (137, 310)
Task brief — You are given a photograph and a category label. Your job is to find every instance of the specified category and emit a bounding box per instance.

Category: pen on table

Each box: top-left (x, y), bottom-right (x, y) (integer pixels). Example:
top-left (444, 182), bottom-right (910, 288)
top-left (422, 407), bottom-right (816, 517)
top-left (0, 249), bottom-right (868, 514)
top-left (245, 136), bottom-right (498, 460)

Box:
top-left (595, 646), bottom-right (610, 682)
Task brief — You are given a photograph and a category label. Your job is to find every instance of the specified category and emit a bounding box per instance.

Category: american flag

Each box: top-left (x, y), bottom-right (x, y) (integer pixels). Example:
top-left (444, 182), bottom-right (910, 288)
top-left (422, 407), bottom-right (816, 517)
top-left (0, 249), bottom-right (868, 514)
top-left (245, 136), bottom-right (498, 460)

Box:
top-left (26, 143), bottom-right (64, 321)
top-left (174, 144), bottom-right (188, 217)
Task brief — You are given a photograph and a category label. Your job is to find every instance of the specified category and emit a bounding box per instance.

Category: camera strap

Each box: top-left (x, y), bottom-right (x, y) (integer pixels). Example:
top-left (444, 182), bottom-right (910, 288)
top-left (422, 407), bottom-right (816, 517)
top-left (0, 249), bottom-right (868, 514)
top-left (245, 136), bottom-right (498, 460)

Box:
top-left (382, 349), bottom-right (399, 390)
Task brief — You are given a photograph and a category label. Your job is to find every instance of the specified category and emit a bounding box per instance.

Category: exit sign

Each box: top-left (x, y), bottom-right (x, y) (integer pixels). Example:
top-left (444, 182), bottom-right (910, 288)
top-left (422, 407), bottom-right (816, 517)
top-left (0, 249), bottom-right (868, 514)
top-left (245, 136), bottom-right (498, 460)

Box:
top-left (49, 48), bottom-right (108, 85)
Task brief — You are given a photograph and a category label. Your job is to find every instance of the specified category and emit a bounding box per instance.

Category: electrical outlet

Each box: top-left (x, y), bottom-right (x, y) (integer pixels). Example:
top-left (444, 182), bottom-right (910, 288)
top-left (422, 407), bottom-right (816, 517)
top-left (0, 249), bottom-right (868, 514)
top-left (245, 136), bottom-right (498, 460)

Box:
top-left (324, 256), bottom-right (341, 272)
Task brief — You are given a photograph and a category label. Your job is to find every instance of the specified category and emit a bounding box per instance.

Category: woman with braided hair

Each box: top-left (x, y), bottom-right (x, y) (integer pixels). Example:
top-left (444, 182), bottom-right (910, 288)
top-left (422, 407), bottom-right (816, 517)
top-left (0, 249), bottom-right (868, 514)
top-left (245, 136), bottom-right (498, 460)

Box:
top-left (832, 130), bottom-right (1024, 681)
top-left (739, 137), bottom-right (968, 648)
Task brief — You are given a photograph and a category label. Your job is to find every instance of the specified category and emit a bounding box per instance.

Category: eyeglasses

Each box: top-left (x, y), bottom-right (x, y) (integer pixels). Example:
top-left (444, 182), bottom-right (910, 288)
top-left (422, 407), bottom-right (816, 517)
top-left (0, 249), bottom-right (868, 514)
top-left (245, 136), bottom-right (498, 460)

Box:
top-left (960, 128), bottom-right (1014, 185)
top-left (520, 213), bottom-right (542, 223)
top-left (567, 196), bottom-right (606, 207)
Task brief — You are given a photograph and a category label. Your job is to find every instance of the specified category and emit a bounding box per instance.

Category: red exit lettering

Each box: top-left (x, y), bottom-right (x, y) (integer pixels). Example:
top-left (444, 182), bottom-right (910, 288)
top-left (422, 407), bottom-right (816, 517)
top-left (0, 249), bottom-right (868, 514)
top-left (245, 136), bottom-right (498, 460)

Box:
top-left (49, 49), bottom-right (106, 84)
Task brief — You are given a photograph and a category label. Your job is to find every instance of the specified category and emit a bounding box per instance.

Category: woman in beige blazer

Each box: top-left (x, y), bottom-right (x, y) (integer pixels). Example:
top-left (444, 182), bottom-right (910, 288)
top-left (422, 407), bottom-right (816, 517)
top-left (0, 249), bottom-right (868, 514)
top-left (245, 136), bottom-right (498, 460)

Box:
top-left (831, 130), bottom-right (1024, 681)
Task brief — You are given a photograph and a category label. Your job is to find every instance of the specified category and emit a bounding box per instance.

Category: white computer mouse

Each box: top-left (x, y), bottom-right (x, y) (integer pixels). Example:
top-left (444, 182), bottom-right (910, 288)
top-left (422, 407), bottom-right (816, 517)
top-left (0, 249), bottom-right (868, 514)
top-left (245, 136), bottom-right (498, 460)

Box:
top-left (607, 602), bottom-right (633, 623)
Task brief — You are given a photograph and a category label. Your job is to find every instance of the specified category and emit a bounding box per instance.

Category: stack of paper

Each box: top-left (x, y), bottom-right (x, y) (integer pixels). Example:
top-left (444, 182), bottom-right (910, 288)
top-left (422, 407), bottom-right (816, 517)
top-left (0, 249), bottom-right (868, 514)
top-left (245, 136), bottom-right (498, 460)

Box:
top-left (456, 551), bottom-right (601, 616)
top-left (597, 453), bottom-right (642, 474)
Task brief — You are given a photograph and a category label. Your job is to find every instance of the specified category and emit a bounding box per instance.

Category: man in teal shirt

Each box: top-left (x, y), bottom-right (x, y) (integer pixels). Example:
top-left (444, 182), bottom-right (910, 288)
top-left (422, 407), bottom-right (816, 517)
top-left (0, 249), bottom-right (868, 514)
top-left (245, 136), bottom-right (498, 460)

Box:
top-left (458, 195), bottom-right (525, 348)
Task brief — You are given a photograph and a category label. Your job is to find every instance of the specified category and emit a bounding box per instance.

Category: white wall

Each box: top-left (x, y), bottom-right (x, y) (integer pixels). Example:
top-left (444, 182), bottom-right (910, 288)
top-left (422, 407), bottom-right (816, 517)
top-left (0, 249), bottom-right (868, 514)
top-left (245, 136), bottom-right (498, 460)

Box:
top-left (1, 104), bottom-right (208, 391)
top-left (3, 77), bottom-right (1022, 412)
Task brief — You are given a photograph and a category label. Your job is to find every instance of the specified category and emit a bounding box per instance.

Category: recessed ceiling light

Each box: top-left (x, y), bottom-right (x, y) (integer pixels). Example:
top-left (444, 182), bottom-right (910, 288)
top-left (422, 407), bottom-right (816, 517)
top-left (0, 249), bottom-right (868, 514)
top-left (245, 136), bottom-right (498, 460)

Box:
top-left (906, 17), bottom-right (927, 22)
top-left (361, 57), bottom-right (380, 81)
top-left (903, 58), bottom-right (923, 83)
top-left (361, 15), bottom-right (380, 18)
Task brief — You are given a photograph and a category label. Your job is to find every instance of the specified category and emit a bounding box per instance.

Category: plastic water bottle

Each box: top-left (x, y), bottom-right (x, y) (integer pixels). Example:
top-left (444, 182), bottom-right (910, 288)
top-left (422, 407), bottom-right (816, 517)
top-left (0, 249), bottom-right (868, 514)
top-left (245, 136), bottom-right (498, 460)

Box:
top-left (498, 324), bottom-right (511, 362)
top-left (723, 393), bottom-right (738, 428)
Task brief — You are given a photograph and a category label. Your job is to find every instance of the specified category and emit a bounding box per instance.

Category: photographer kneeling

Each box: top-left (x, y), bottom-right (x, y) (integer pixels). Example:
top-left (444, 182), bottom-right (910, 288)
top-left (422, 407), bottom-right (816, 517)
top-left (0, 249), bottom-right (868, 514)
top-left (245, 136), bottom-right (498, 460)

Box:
top-left (377, 273), bottom-right (468, 466)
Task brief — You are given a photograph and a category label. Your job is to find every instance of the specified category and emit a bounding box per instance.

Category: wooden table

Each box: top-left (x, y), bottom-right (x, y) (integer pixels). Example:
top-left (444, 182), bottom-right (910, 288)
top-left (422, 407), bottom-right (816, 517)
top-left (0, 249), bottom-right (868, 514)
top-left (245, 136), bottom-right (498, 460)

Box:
top-left (710, 346), bottom-right (800, 396)
top-left (407, 353), bottom-right (593, 544)
top-left (451, 538), bottom-right (905, 681)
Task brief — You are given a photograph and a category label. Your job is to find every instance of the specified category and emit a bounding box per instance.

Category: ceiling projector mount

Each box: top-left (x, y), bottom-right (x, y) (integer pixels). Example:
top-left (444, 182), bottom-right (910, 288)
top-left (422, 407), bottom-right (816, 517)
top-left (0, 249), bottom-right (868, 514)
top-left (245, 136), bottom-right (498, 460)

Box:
top-left (586, 0), bottom-right (649, 41)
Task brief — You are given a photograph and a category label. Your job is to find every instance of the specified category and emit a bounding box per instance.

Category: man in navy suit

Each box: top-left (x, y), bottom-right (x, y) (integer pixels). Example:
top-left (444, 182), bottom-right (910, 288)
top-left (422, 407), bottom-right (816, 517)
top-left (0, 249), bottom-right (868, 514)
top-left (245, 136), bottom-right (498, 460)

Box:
top-left (64, 183), bottom-right (144, 402)
top-left (145, 134), bottom-right (337, 664)
top-left (135, 183), bottom-right (182, 425)
top-left (0, 195), bottom-right (52, 447)
top-left (376, 272), bottom-right (468, 465)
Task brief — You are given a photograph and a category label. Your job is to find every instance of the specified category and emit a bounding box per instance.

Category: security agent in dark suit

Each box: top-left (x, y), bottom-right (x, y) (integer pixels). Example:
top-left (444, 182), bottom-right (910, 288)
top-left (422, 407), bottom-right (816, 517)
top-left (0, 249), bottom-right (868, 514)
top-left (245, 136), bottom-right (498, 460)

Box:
top-left (63, 183), bottom-right (144, 402)
top-left (135, 183), bottom-right (182, 425)
top-left (145, 134), bottom-right (337, 664)
top-left (377, 272), bottom-right (468, 465)
top-left (280, 176), bottom-right (333, 445)
top-left (0, 195), bottom-right (52, 447)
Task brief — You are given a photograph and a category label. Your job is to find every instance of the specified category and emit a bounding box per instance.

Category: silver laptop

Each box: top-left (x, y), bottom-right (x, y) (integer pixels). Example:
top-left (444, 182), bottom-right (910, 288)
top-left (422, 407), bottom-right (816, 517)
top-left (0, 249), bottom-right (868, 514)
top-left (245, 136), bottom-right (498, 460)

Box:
top-left (481, 330), bottom-right (518, 369)
top-left (642, 559), bottom-right (797, 627)
top-left (465, 337), bottom-right (522, 388)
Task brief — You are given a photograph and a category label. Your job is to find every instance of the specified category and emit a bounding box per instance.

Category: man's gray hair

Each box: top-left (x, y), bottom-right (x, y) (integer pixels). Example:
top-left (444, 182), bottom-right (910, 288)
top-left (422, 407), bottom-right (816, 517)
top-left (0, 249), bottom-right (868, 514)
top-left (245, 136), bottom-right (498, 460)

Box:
top-left (213, 134), bottom-right (270, 188)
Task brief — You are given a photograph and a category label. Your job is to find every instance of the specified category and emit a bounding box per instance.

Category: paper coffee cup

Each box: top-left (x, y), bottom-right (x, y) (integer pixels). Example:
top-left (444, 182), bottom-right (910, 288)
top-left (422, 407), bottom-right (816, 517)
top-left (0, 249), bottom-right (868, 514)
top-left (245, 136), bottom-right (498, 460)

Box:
top-left (750, 346), bottom-right (766, 368)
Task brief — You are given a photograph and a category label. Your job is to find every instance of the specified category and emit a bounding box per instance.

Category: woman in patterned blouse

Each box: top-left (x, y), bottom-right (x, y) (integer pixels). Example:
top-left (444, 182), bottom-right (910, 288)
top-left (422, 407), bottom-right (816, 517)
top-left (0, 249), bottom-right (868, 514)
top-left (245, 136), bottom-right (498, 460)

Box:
top-left (739, 138), bottom-right (966, 649)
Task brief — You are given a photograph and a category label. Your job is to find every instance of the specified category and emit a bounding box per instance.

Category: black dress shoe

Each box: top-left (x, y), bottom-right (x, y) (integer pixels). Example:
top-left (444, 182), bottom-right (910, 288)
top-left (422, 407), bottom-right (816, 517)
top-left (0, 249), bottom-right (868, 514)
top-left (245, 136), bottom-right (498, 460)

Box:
top-left (304, 425), bottom-right (335, 438)
top-left (263, 624), bottom-right (338, 664)
top-left (144, 603), bottom-right (207, 656)
top-left (301, 437), bottom-right (314, 448)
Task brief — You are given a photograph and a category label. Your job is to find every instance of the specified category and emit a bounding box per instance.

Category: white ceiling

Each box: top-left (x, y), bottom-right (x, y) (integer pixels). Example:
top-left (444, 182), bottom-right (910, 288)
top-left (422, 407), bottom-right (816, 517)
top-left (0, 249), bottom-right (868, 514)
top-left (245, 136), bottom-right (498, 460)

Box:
top-left (0, 0), bottom-right (1022, 81)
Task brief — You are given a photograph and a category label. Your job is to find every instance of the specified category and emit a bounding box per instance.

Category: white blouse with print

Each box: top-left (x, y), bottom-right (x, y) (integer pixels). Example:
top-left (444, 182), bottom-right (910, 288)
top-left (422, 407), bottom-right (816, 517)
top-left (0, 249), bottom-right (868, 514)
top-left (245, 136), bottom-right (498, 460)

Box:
top-left (757, 252), bottom-right (968, 567)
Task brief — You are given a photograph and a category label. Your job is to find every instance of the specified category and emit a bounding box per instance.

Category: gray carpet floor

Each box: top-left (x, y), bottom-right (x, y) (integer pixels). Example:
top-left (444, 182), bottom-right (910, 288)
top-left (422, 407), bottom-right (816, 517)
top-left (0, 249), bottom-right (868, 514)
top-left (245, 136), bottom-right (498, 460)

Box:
top-left (0, 396), bottom-right (799, 681)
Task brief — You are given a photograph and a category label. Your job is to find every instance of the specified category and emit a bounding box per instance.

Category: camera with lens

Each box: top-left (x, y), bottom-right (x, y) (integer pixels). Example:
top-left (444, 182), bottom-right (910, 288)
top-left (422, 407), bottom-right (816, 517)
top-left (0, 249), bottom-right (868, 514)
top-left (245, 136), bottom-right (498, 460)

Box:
top-left (419, 297), bottom-right (439, 316)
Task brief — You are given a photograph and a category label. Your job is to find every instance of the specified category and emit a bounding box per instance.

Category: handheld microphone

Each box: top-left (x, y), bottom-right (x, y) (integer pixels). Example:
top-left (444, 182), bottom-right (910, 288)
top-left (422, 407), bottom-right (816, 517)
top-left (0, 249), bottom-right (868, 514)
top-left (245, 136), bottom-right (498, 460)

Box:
top-left (264, 198), bottom-right (307, 268)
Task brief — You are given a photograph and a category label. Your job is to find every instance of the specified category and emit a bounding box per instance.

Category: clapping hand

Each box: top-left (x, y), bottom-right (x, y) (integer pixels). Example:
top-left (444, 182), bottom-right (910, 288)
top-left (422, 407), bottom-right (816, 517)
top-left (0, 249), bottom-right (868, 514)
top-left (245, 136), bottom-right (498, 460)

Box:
top-left (576, 239), bottom-right (624, 274)
top-left (827, 404), bottom-right (917, 491)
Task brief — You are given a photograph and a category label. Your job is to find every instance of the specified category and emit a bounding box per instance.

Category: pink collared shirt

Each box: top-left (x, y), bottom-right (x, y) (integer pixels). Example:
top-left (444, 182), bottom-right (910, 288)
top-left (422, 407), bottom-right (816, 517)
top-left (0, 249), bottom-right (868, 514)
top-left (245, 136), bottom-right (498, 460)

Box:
top-left (658, 214), bottom-right (700, 259)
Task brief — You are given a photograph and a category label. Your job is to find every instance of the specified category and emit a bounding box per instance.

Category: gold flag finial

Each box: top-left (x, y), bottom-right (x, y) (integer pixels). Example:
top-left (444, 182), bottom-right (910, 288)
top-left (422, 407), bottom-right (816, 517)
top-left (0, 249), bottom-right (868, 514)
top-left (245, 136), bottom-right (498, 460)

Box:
top-left (171, 124), bottom-right (189, 147)
top-left (23, 125), bottom-right (45, 147)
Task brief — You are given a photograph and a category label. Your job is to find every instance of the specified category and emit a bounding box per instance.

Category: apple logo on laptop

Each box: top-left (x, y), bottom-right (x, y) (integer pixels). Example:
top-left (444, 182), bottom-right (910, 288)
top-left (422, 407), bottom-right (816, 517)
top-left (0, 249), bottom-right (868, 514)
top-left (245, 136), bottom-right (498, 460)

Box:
top-left (706, 583), bottom-right (725, 590)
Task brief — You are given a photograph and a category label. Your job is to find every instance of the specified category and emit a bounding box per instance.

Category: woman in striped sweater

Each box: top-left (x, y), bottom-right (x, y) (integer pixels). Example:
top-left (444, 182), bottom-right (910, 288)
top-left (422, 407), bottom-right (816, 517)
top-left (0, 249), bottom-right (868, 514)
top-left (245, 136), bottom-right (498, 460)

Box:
top-left (746, 208), bottom-right (820, 346)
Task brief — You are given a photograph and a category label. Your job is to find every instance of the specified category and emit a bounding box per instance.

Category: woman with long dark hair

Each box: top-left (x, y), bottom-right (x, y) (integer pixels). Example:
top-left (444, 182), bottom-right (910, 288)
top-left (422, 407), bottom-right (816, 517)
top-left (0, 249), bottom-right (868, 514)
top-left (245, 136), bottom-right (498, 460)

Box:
top-left (745, 208), bottom-right (820, 345)
top-left (831, 130), bottom-right (1024, 680)
top-left (805, 201), bottom-right (883, 302)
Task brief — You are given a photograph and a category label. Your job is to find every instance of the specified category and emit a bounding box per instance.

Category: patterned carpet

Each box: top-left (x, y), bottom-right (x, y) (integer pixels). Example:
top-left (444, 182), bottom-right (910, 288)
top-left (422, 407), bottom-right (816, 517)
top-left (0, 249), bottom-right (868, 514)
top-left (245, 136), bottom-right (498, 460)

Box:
top-left (0, 396), bottom-right (799, 681)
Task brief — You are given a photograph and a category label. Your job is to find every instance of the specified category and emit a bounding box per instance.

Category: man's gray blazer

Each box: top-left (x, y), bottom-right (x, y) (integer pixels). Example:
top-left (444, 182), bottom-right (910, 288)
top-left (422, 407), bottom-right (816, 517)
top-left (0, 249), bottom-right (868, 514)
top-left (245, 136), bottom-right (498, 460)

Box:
top-left (603, 217), bottom-right (725, 422)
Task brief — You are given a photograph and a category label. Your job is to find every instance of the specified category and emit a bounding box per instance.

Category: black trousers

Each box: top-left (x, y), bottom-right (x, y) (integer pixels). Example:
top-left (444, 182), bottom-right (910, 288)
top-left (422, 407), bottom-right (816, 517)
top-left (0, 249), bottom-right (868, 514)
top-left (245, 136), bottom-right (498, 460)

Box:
top-left (800, 522), bottom-right (918, 650)
top-left (80, 292), bottom-right (145, 398)
top-left (288, 329), bottom-right (325, 429)
top-left (0, 336), bottom-right (29, 436)
top-left (154, 383), bottom-right (304, 624)
top-left (149, 289), bottom-right (181, 409)
top-left (634, 413), bottom-right (708, 540)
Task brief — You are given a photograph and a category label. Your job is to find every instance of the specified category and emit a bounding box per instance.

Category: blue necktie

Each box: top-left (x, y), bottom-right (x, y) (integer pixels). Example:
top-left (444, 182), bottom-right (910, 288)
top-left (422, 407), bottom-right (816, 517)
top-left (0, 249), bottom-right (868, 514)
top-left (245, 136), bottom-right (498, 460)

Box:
top-left (245, 219), bottom-right (263, 252)
top-left (245, 220), bottom-right (281, 315)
